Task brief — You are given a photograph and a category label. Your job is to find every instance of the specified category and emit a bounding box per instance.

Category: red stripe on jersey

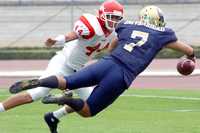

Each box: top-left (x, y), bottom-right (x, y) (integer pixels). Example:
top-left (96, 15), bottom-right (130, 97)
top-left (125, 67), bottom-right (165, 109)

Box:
top-left (80, 16), bottom-right (95, 39)
top-left (97, 17), bottom-right (111, 37)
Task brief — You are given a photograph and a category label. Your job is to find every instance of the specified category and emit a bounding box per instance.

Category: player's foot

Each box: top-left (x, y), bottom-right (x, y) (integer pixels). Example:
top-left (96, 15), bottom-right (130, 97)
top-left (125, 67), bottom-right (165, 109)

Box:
top-left (44, 112), bottom-right (59, 133)
top-left (41, 91), bottom-right (73, 104)
top-left (63, 90), bottom-right (73, 97)
top-left (42, 94), bottom-right (61, 104)
top-left (9, 79), bottom-right (39, 94)
top-left (42, 93), bottom-right (73, 105)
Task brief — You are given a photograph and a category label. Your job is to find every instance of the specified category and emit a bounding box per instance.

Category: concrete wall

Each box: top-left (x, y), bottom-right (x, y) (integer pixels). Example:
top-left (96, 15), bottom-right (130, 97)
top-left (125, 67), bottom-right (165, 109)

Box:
top-left (0, 4), bottom-right (200, 47)
top-left (0, 0), bottom-right (200, 6)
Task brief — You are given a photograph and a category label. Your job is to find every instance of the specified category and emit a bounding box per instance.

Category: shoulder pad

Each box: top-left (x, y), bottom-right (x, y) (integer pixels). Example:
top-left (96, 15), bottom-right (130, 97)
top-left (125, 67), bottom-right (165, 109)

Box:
top-left (82, 13), bottom-right (104, 36)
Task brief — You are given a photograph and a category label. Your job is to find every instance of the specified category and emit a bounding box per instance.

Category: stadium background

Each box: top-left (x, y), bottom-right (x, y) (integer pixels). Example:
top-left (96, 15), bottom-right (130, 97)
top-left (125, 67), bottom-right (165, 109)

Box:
top-left (1, 1), bottom-right (200, 133)
top-left (0, 0), bottom-right (199, 90)
top-left (0, 0), bottom-right (200, 89)
top-left (1, 0), bottom-right (200, 47)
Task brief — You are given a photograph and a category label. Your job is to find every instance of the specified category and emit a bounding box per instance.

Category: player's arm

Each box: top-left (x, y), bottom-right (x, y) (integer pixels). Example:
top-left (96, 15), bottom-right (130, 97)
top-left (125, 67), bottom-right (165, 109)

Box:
top-left (45, 31), bottom-right (79, 47)
top-left (108, 37), bottom-right (118, 52)
top-left (45, 15), bottom-right (93, 47)
top-left (165, 40), bottom-right (195, 62)
top-left (94, 37), bottom-right (118, 58)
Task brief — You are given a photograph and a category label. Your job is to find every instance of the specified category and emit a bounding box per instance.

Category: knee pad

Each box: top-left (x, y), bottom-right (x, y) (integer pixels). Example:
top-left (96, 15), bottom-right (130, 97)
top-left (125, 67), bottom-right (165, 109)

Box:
top-left (26, 87), bottom-right (51, 101)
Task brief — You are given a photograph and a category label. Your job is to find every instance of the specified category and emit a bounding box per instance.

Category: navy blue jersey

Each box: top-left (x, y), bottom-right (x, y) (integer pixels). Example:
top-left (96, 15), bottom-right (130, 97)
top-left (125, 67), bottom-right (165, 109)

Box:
top-left (111, 20), bottom-right (177, 85)
top-left (63, 20), bottom-right (178, 115)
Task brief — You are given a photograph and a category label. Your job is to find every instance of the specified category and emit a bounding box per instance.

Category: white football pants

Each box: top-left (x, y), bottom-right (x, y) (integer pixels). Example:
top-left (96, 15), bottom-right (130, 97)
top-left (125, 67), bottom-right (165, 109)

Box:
top-left (27, 52), bottom-right (94, 101)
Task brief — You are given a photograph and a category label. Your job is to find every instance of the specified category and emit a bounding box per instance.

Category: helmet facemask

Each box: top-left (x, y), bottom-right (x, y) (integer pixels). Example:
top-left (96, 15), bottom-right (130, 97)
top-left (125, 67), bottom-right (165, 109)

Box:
top-left (98, 0), bottom-right (124, 31)
top-left (101, 11), bottom-right (123, 31)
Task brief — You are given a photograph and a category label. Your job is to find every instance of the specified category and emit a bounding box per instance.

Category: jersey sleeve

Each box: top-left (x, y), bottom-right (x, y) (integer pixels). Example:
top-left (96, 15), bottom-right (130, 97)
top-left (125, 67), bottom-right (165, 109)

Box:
top-left (73, 15), bottom-right (95, 39)
top-left (159, 28), bottom-right (177, 46)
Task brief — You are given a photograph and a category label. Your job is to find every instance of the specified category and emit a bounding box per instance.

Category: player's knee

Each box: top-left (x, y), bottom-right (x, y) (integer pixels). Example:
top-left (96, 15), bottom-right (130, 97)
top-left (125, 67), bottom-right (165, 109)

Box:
top-left (27, 87), bottom-right (51, 101)
top-left (79, 113), bottom-right (92, 118)
top-left (86, 101), bottom-right (102, 117)
top-left (80, 110), bottom-right (98, 117)
top-left (77, 101), bottom-right (93, 118)
top-left (90, 111), bottom-right (99, 117)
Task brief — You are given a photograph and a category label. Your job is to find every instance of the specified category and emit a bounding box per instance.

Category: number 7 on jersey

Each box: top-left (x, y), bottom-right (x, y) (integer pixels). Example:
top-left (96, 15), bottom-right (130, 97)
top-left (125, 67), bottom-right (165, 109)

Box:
top-left (124, 30), bottom-right (149, 52)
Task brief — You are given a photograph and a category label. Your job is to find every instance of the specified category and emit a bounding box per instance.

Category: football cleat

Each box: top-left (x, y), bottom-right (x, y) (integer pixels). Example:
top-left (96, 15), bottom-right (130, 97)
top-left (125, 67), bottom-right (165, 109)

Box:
top-left (9, 79), bottom-right (40, 94)
top-left (42, 92), bottom-right (73, 105)
top-left (63, 90), bottom-right (73, 97)
top-left (42, 94), bottom-right (62, 104)
top-left (41, 93), bottom-right (72, 105)
top-left (44, 112), bottom-right (59, 133)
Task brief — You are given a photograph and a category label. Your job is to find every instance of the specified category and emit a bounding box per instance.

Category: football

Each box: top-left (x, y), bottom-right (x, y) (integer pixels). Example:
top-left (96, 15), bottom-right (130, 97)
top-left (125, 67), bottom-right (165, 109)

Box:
top-left (177, 59), bottom-right (195, 75)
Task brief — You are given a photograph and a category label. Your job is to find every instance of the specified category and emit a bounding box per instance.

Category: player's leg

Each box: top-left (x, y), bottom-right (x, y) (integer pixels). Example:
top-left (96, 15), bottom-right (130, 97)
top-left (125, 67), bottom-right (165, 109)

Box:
top-left (82, 65), bottom-right (127, 117)
top-left (40, 59), bottom-right (127, 117)
top-left (42, 87), bottom-right (93, 133)
top-left (43, 60), bottom-right (96, 107)
top-left (9, 59), bottom-right (104, 92)
top-left (9, 53), bottom-right (69, 93)
top-left (29, 53), bottom-right (75, 133)
top-left (72, 59), bottom-right (97, 101)
top-left (0, 53), bottom-right (70, 112)
top-left (75, 86), bottom-right (94, 100)
top-left (42, 63), bottom-right (102, 132)
top-left (44, 105), bottom-right (73, 133)
top-left (42, 60), bottom-right (97, 132)
top-left (44, 63), bottom-right (127, 117)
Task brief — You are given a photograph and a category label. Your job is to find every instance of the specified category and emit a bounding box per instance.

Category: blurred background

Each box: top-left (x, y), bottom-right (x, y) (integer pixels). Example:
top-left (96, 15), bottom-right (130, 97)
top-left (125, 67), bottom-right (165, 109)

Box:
top-left (0, 0), bottom-right (200, 89)
top-left (0, 0), bottom-right (200, 48)
top-left (1, 2), bottom-right (200, 133)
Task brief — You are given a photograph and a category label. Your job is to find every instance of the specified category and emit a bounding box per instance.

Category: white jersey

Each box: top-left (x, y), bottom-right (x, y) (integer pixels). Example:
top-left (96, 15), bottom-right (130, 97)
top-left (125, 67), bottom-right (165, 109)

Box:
top-left (60, 13), bottom-right (116, 70)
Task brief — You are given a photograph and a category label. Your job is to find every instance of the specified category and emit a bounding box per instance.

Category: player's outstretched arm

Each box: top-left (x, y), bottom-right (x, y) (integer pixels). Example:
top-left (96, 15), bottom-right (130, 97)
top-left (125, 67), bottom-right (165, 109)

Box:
top-left (45, 31), bottom-right (79, 47)
top-left (165, 40), bottom-right (196, 62)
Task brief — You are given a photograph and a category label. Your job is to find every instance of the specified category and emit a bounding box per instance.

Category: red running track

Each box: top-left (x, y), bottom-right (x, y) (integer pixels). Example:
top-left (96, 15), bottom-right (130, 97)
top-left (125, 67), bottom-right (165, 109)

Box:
top-left (0, 59), bottom-right (200, 89)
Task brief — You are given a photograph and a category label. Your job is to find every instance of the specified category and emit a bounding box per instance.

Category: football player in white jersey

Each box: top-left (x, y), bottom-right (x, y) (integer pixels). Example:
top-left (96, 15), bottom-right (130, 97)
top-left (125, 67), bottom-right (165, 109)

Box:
top-left (0, 0), bottom-right (124, 133)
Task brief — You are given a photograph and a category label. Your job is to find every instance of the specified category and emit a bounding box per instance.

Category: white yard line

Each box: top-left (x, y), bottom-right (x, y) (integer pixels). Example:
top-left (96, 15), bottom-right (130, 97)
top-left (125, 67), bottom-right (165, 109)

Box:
top-left (121, 94), bottom-right (200, 101)
top-left (1, 90), bottom-right (200, 112)
top-left (1, 69), bottom-right (200, 77)
top-left (1, 88), bottom-right (200, 101)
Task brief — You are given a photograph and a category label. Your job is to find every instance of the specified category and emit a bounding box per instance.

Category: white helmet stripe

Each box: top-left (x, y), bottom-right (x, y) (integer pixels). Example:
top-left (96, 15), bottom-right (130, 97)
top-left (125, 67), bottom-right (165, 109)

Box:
top-left (83, 13), bottom-right (104, 36)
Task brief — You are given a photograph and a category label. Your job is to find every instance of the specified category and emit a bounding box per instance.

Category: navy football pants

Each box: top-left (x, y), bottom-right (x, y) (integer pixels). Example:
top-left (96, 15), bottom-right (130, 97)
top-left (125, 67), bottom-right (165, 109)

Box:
top-left (65, 58), bottom-right (128, 116)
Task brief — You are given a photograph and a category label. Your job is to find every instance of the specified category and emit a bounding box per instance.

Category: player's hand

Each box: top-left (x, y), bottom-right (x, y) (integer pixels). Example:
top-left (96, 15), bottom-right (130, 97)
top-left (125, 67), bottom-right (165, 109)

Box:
top-left (187, 56), bottom-right (196, 63)
top-left (186, 54), bottom-right (196, 63)
top-left (45, 38), bottom-right (56, 47)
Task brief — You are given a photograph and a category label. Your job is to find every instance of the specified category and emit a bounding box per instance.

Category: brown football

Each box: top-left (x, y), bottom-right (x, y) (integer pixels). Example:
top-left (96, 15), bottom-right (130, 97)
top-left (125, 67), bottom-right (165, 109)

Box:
top-left (177, 59), bottom-right (195, 75)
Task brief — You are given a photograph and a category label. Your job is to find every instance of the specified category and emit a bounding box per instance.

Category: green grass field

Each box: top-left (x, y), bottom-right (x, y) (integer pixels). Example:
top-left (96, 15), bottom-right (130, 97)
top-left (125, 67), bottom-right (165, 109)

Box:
top-left (1, 88), bottom-right (200, 133)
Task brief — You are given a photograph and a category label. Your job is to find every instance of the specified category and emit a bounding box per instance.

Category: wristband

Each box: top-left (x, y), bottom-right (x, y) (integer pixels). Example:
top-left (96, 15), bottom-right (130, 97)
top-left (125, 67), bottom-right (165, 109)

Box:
top-left (54, 35), bottom-right (66, 45)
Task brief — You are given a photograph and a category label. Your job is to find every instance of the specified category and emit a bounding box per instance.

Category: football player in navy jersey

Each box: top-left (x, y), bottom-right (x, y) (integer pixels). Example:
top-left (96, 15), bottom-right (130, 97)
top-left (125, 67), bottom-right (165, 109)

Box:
top-left (10, 5), bottom-right (195, 118)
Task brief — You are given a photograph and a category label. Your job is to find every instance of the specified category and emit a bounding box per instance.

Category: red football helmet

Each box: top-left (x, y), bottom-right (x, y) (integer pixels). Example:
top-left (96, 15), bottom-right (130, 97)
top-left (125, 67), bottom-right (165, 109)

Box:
top-left (98, 0), bottom-right (124, 31)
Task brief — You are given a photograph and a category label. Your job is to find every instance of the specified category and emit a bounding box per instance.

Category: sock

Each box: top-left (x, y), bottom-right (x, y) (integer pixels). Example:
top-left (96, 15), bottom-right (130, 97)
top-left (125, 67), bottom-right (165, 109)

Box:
top-left (53, 106), bottom-right (68, 119)
top-left (60, 98), bottom-right (84, 112)
top-left (39, 76), bottom-right (58, 88)
top-left (0, 103), bottom-right (5, 112)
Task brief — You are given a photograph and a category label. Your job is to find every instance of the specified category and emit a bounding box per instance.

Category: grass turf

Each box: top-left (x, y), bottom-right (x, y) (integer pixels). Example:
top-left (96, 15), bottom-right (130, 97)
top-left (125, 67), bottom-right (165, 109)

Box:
top-left (1, 88), bottom-right (200, 133)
